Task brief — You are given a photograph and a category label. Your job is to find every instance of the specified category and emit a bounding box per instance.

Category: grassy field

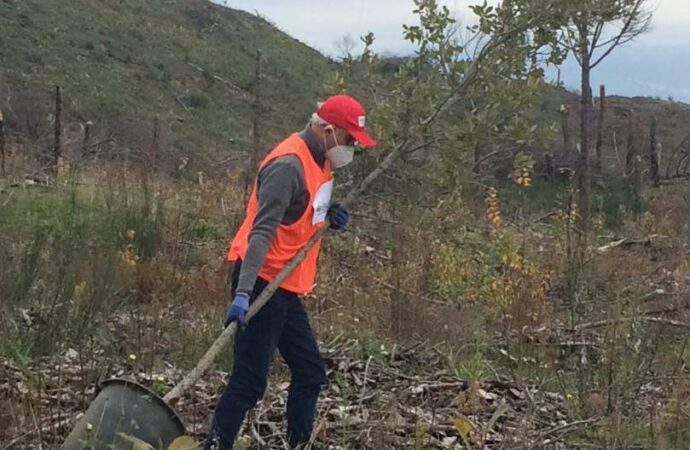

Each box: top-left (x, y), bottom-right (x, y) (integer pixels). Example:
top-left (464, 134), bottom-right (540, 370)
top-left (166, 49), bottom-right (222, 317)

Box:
top-left (3, 158), bottom-right (690, 447)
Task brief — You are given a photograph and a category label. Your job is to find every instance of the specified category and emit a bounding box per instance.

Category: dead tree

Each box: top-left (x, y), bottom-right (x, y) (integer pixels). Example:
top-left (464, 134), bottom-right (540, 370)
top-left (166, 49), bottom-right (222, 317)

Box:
top-left (625, 113), bottom-right (636, 176)
top-left (545, 152), bottom-right (555, 182)
top-left (557, 0), bottom-right (651, 282)
top-left (151, 116), bottom-right (160, 173)
top-left (595, 85), bottom-right (606, 170)
top-left (665, 132), bottom-right (690, 180)
top-left (649, 116), bottom-right (660, 186)
top-left (244, 50), bottom-right (263, 207)
top-left (560, 104), bottom-right (571, 156)
top-left (53, 85), bottom-right (63, 176)
top-left (632, 155), bottom-right (643, 215)
top-left (0, 111), bottom-right (5, 176)
top-left (82, 121), bottom-right (92, 160)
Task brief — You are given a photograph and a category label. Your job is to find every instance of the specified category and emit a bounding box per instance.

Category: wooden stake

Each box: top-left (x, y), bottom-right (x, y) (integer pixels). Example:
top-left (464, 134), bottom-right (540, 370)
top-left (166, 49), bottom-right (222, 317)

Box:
top-left (82, 121), bottom-right (92, 160)
top-left (595, 85), bottom-right (605, 170)
top-left (53, 86), bottom-right (62, 177)
top-left (649, 116), bottom-right (660, 187)
top-left (243, 50), bottom-right (263, 208)
top-left (151, 116), bottom-right (160, 172)
top-left (625, 113), bottom-right (635, 177)
top-left (0, 110), bottom-right (5, 177)
top-left (632, 155), bottom-right (643, 215)
top-left (559, 104), bottom-right (570, 157)
top-left (545, 152), bottom-right (555, 182)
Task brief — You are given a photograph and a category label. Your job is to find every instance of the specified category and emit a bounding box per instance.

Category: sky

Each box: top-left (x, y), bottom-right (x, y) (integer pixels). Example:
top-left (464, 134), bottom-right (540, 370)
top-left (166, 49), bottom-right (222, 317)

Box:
top-left (212, 0), bottom-right (690, 103)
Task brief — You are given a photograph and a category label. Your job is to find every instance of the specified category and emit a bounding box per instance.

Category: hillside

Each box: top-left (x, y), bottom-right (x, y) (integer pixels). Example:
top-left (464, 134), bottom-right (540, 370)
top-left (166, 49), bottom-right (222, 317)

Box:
top-left (0, 0), bottom-right (334, 172)
top-left (533, 86), bottom-right (690, 176)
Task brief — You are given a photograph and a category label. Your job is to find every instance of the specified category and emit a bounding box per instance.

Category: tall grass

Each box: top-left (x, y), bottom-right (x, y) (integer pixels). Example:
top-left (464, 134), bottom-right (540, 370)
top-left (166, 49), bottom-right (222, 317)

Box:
top-left (0, 166), bottom-right (234, 370)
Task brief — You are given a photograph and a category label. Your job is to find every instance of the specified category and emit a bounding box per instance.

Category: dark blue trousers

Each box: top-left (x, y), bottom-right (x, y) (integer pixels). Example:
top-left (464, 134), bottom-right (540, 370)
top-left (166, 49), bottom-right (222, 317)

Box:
top-left (205, 263), bottom-right (327, 449)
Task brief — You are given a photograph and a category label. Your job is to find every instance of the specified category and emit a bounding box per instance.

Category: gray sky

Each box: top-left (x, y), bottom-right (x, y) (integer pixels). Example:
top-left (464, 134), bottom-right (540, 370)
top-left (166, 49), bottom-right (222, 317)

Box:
top-left (212, 0), bottom-right (690, 102)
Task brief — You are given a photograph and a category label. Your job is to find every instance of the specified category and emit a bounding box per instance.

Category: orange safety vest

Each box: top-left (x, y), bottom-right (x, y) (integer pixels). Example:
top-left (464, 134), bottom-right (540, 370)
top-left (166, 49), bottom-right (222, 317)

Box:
top-left (227, 133), bottom-right (333, 294)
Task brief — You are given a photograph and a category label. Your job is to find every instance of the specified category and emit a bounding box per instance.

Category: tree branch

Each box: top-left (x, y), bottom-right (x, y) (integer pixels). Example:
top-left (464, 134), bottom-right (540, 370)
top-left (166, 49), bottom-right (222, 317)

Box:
top-left (590, 0), bottom-right (650, 69)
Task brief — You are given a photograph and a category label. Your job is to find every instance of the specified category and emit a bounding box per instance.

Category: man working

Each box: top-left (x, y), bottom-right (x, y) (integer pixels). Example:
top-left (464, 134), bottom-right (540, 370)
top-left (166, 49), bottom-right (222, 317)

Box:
top-left (205, 95), bottom-right (376, 450)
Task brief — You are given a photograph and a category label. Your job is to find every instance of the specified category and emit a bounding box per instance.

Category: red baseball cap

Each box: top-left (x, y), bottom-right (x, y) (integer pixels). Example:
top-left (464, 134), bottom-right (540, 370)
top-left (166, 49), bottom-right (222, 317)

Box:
top-left (317, 95), bottom-right (376, 148)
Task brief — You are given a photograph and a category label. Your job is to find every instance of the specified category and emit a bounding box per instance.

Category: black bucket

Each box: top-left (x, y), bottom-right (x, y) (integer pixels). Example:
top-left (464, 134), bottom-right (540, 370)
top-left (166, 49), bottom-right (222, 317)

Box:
top-left (61, 379), bottom-right (186, 450)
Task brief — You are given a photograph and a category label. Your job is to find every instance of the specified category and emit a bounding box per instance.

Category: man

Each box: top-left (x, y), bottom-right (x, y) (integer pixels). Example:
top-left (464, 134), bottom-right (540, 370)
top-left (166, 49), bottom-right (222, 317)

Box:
top-left (205, 95), bottom-right (376, 450)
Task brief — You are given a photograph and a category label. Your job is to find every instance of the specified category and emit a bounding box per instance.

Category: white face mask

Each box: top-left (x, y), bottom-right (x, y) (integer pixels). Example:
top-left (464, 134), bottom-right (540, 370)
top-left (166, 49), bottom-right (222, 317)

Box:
top-left (326, 145), bottom-right (355, 168)
top-left (324, 127), bottom-right (355, 169)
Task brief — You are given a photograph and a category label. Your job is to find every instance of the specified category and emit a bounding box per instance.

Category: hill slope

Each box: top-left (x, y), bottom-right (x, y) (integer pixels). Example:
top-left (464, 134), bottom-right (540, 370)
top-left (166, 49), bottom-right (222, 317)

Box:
top-left (0, 0), bottom-right (333, 171)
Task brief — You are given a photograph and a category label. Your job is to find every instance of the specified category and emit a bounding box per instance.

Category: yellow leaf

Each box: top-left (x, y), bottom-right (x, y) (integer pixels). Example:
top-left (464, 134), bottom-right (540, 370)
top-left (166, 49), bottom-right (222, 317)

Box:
top-left (168, 436), bottom-right (200, 450)
top-left (452, 415), bottom-right (475, 439)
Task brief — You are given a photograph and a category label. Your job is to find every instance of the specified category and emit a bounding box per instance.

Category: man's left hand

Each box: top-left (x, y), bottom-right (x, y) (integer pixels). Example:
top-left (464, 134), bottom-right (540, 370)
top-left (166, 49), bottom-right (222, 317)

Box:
top-left (327, 204), bottom-right (350, 230)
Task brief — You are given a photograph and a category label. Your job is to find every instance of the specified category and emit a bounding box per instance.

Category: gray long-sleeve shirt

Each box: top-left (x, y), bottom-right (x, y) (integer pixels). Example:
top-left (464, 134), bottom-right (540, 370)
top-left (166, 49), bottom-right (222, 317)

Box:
top-left (236, 127), bottom-right (327, 294)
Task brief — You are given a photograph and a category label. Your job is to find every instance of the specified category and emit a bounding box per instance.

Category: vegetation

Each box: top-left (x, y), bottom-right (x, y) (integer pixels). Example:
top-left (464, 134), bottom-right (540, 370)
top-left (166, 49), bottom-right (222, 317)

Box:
top-left (3, 0), bottom-right (690, 449)
top-left (0, 0), bottom-right (333, 174)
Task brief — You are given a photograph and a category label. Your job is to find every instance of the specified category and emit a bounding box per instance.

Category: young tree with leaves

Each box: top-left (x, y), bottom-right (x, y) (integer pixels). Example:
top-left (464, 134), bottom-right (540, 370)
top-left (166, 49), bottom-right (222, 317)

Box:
top-left (333, 0), bottom-right (566, 194)
top-left (553, 0), bottom-right (652, 255)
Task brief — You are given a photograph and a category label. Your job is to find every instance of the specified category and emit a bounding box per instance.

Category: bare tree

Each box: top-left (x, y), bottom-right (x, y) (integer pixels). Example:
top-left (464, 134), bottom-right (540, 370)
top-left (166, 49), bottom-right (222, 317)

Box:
top-left (625, 111), bottom-right (637, 176)
top-left (649, 116), bottom-right (660, 187)
top-left (334, 35), bottom-right (357, 61)
top-left (244, 50), bottom-right (263, 209)
top-left (595, 84), bottom-right (606, 170)
top-left (53, 85), bottom-right (63, 177)
top-left (82, 121), bottom-right (93, 160)
top-left (560, 103), bottom-right (571, 157)
top-left (0, 111), bottom-right (5, 176)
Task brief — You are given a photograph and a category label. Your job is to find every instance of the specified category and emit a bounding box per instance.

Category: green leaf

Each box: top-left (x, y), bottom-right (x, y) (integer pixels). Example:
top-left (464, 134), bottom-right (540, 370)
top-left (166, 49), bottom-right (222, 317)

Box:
top-left (486, 402), bottom-right (510, 434)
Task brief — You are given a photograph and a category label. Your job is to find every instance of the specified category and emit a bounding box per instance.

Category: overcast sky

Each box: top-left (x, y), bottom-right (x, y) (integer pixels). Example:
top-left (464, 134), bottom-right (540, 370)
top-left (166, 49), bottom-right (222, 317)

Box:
top-left (212, 0), bottom-right (690, 102)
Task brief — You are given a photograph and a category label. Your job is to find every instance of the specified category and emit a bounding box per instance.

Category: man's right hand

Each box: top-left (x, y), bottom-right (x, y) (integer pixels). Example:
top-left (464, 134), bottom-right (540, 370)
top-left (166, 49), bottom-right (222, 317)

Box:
top-left (224, 292), bottom-right (250, 328)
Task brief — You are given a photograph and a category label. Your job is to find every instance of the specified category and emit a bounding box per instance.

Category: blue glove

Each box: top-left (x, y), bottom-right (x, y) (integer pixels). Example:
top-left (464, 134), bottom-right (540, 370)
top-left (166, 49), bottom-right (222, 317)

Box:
top-left (224, 292), bottom-right (250, 328)
top-left (327, 204), bottom-right (350, 230)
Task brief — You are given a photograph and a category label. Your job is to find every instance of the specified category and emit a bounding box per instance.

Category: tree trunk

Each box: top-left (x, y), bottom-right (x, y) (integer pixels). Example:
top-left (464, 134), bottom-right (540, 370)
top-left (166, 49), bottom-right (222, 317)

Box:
top-left (625, 113), bottom-right (635, 176)
top-left (151, 116), bottom-right (160, 173)
top-left (82, 121), bottom-right (92, 160)
top-left (0, 111), bottom-right (5, 177)
top-left (632, 155), bottom-right (642, 215)
top-left (244, 50), bottom-right (263, 208)
top-left (576, 59), bottom-right (592, 259)
top-left (473, 144), bottom-right (481, 173)
top-left (545, 152), bottom-right (555, 182)
top-left (595, 85), bottom-right (605, 170)
top-left (649, 116), bottom-right (660, 187)
top-left (560, 104), bottom-right (571, 157)
top-left (53, 85), bottom-right (63, 177)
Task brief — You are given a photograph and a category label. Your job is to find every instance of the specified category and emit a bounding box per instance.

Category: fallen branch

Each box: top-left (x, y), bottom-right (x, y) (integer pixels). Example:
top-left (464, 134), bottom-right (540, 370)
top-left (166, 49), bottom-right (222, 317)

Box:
top-left (596, 235), bottom-right (669, 253)
top-left (534, 417), bottom-right (603, 448)
top-left (574, 316), bottom-right (690, 331)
